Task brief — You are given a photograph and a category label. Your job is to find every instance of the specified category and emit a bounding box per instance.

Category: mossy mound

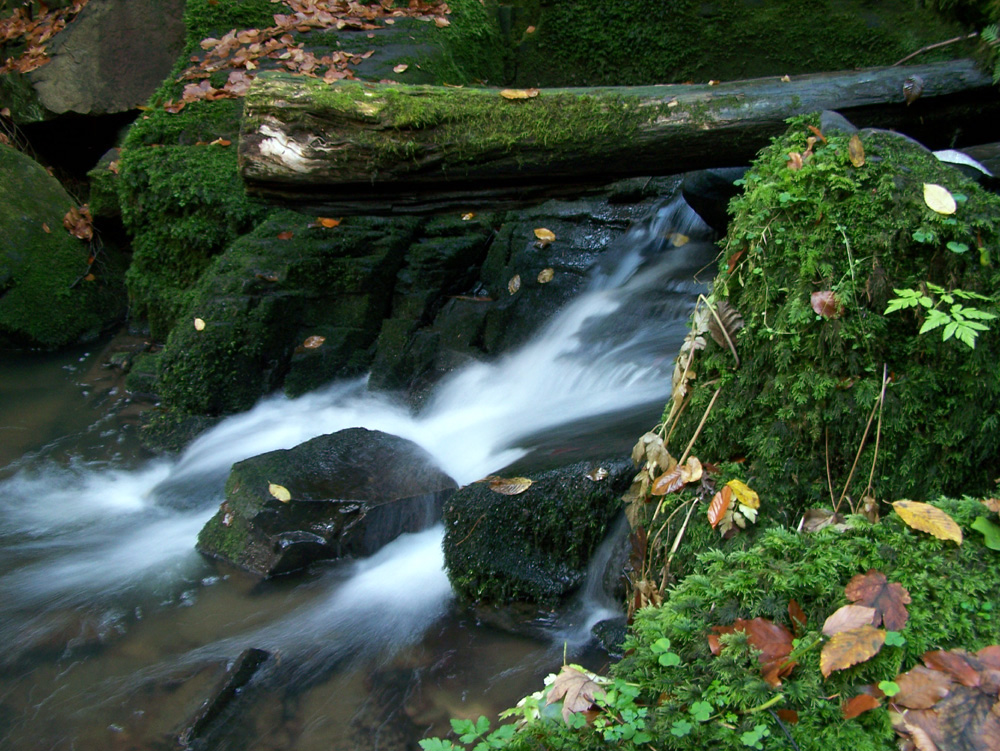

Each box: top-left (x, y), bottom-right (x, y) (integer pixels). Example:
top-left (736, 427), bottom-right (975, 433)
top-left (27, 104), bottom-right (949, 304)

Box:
top-left (671, 118), bottom-right (1000, 522)
top-left (155, 213), bottom-right (420, 416)
top-left (510, 0), bottom-right (972, 87)
top-left (506, 497), bottom-right (999, 751)
top-left (0, 144), bottom-right (125, 347)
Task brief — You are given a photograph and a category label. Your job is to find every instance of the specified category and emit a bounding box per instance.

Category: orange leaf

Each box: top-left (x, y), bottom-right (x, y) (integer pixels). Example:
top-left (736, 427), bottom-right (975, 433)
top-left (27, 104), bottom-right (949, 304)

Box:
top-left (842, 694), bottom-right (880, 719)
top-left (707, 485), bottom-right (733, 528)
top-left (893, 665), bottom-right (954, 709)
top-left (820, 625), bottom-right (886, 678)
top-left (892, 500), bottom-right (962, 545)
top-left (209, 137), bottom-right (231, 146)
top-left (774, 709), bottom-right (799, 724)
top-left (844, 570), bottom-right (911, 631)
top-left (709, 617), bottom-right (795, 685)
top-left (726, 249), bottom-right (744, 275)
top-left (83, 273), bottom-right (96, 282)
top-left (651, 466), bottom-right (685, 496)
top-left (808, 125), bottom-right (827, 144)
top-left (317, 217), bottom-right (341, 228)
top-left (788, 599), bottom-right (807, 632)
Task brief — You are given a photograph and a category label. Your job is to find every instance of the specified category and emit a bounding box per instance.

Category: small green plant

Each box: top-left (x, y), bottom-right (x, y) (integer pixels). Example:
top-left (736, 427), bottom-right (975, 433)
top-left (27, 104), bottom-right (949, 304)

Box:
top-left (983, 24), bottom-right (1000, 83)
top-left (884, 282), bottom-right (996, 348)
top-left (418, 716), bottom-right (517, 751)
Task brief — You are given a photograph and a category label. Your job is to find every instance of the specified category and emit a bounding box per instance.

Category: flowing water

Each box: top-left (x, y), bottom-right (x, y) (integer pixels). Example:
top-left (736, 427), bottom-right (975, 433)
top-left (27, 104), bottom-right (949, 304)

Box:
top-left (0, 197), bottom-right (715, 750)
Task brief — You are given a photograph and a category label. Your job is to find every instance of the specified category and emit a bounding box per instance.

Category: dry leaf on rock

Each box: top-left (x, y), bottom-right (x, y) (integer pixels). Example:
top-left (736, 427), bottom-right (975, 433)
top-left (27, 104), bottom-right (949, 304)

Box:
top-left (489, 476), bottom-right (533, 495)
top-left (823, 604), bottom-right (878, 636)
top-left (923, 183), bottom-right (957, 215)
top-left (317, 217), bottom-right (342, 228)
top-left (63, 205), bottom-right (93, 241)
top-left (303, 335), bottom-right (326, 349)
top-left (546, 665), bottom-right (606, 724)
top-left (507, 275), bottom-right (521, 295)
top-left (820, 624), bottom-right (885, 678)
top-left (585, 467), bottom-right (608, 482)
top-left (844, 569), bottom-right (911, 631)
top-left (707, 301), bottom-right (744, 349)
top-left (534, 227), bottom-right (556, 244)
top-left (892, 500), bottom-right (963, 545)
top-left (268, 482), bottom-right (292, 502)
top-left (848, 133), bottom-right (865, 167)
top-left (537, 268), bottom-right (555, 283)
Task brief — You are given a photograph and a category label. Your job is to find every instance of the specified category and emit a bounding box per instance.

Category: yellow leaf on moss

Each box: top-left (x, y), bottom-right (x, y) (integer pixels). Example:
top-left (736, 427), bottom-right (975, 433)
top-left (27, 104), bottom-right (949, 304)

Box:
top-left (194, 317), bottom-right (206, 331)
top-left (923, 183), bottom-right (956, 215)
top-left (892, 500), bottom-right (962, 544)
top-left (820, 625), bottom-right (885, 678)
top-left (726, 479), bottom-right (759, 509)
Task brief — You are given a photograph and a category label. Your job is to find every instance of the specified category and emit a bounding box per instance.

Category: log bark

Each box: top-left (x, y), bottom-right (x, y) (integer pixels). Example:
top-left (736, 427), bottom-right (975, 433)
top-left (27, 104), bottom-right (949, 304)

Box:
top-left (239, 59), bottom-right (999, 214)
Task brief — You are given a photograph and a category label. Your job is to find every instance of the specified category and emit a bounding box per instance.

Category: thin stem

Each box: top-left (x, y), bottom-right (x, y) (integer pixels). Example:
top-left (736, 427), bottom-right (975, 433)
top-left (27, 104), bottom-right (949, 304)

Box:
top-left (891, 32), bottom-right (979, 67)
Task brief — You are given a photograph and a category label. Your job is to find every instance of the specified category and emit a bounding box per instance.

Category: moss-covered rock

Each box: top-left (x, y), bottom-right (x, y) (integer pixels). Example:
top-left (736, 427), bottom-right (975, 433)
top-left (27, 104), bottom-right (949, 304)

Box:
top-left (155, 213), bottom-right (421, 416)
top-left (510, 0), bottom-right (973, 87)
top-left (197, 427), bottom-right (456, 576)
top-left (442, 457), bottom-right (633, 606)
top-left (671, 118), bottom-right (1000, 522)
top-left (0, 144), bottom-right (126, 347)
top-left (505, 497), bottom-right (1000, 751)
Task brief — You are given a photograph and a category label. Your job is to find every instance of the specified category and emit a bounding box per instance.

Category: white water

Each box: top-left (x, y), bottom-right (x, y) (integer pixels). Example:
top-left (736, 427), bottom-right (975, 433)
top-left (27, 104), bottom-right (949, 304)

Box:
top-left (0, 197), bottom-right (714, 747)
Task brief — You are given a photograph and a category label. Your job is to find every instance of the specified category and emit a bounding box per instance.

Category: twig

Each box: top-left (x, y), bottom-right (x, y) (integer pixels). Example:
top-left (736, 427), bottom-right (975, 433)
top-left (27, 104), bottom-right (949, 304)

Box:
top-left (891, 32), bottom-right (979, 67)
top-left (644, 501), bottom-right (694, 580)
top-left (453, 513), bottom-right (485, 546)
top-left (678, 385), bottom-right (723, 466)
top-left (703, 295), bottom-right (741, 368)
top-left (661, 498), bottom-right (699, 591)
top-left (863, 364), bottom-right (890, 495)
top-left (825, 428), bottom-right (836, 509)
top-left (767, 708), bottom-right (803, 751)
top-left (835, 366), bottom-right (887, 514)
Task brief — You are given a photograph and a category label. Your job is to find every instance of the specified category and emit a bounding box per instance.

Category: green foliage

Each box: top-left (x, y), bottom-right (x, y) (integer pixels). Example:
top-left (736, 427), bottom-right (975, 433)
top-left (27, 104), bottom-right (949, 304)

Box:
top-left (670, 117), bottom-right (1000, 517)
top-left (982, 23), bottom-right (1000, 83)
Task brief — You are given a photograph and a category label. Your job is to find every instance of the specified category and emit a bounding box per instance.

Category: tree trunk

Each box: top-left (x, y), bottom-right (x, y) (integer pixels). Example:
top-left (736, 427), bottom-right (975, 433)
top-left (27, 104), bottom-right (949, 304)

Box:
top-left (239, 60), bottom-right (998, 214)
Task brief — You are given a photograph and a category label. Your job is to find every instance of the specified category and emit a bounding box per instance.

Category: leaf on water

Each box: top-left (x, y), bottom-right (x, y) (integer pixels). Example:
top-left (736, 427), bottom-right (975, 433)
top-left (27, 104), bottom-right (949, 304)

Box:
top-left (780, 74), bottom-right (791, 82)
top-left (268, 482), bottom-right (292, 502)
top-left (971, 516), bottom-right (1000, 550)
top-left (585, 467), bottom-right (608, 482)
top-left (303, 335), bottom-right (326, 349)
top-left (892, 500), bottom-right (963, 545)
top-left (707, 485), bottom-right (733, 529)
top-left (707, 300), bottom-right (744, 349)
top-left (725, 479), bottom-right (759, 510)
top-left (545, 665), bottom-right (606, 724)
top-left (823, 604), bottom-right (878, 636)
top-left (667, 232), bottom-right (689, 247)
top-left (537, 268), bottom-right (555, 283)
top-left (534, 227), bottom-right (556, 244)
top-left (923, 183), bottom-right (956, 215)
top-left (500, 88), bottom-right (539, 100)
top-left (194, 317), bottom-right (206, 331)
top-left (811, 290), bottom-right (844, 318)
top-left (845, 570), bottom-right (911, 631)
top-left (508, 274), bottom-right (521, 295)
top-left (849, 133), bottom-right (865, 167)
top-left (843, 694), bottom-right (881, 720)
top-left (489, 476), bottom-right (533, 495)
top-left (821, 625), bottom-right (886, 678)
top-left (393, 63), bottom-right (408, 73)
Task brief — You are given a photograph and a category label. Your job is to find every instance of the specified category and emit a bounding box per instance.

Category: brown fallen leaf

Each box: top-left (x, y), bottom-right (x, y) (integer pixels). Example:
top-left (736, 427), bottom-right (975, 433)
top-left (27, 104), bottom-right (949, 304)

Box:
top-left (709, 617), bottom-right (796, 687)
top-left (849, 134), bottom-right (865, 168)
top-left (507, 274), bottom-right (521, 295)
top-left (892, 500), bottom-right (962, 545)
top-left (316, 217), bottom-right (342, 228)
top-left (844, 569), bottom-right (911, 631)
top-left (982, 498), bottom-right (1000, 513)
top-left (707, 485), bottom-right (733, 529)
top-left (842, 693), bottom-right (881, 719)
top-left (585, 467), bottom-right (608, 482)
top-left (546, 665), bottom-right (606, 724)
top-left (823, 604), bottom-right (878, 636)
top-left (811, 290), bottom-right (844, 319)
top-left (489, 476), bottom-right (532, 495)
top-left (893, 665), bottom-right (955, 709)
top-left (820, 624), bottom-right (885, 678)
top-left (303, 335), bottom-right (326, 349)
top-left (393, 63), bottom-right (408, 73)
top-left (277, 231), bottom-right (294, 240)
top-left (63, 205), bottom-right (93, 241)
top-left (788, 600), bottom-right (808, 632)
top-left (534, 227), bottom-right (556, 244)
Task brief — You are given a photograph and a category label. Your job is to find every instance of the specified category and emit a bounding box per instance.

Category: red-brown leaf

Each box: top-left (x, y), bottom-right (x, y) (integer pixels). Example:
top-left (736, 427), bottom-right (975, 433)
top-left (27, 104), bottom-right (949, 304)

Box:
top-left (651, 466), bottom-right (685, 496)
top-left (788, 599), bottom-right (807, 632)
top-left (709, 617), bottom-right (795, 685)
top-left (842, 694), bottom-right (880, 719)
top-left (922, 650), bottom-right (981, 688)
top-left (811, 290), bottom-right (843, 318)
top-left (726, 249), bottom-right (744, 275)
top-left (844, 570), bottom-right (910, 631)
top-left (707, 485), bottom-right (733, 529)
top-left (820, 625), bottom-right (886, 678)
top-left (893, 665), bottom-right (955, 709)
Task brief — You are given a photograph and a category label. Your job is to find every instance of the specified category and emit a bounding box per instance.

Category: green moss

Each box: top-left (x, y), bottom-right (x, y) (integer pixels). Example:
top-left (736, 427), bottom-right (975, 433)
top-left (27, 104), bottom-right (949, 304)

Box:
top-left (670, 118), bottom-right (1000, 520)
top-left (502, 498), bottom-right (1000, 751)
top-left (0, 144), bottom-right (126, 347)
top-left (511, 0), bottom-right (972, 87)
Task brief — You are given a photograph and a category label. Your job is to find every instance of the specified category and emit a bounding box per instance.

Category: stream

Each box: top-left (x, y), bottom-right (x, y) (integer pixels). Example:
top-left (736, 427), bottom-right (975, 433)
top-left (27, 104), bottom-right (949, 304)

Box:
top-left (0, 196), bottom-right (715, 750)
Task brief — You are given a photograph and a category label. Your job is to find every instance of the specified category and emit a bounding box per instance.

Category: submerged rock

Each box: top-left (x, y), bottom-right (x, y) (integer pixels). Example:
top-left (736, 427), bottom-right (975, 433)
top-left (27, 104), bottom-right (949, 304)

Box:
top-left (443, 457), bottom-right (633, 607)
top-left (197, 428), bottom-right (456, 577)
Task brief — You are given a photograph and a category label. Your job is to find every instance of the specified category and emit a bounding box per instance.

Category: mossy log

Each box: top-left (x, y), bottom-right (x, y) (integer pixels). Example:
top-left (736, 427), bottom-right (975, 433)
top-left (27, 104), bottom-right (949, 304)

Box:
top-left (239, 60), bottom-right (998, 213)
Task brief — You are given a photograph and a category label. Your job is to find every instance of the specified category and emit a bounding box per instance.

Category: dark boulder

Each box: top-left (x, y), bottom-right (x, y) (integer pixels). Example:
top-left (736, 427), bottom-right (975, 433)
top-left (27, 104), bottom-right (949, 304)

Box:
top-left (197, 428), bottom-right (456, 577)
top-left (443, 457), bottom-right (633, 607)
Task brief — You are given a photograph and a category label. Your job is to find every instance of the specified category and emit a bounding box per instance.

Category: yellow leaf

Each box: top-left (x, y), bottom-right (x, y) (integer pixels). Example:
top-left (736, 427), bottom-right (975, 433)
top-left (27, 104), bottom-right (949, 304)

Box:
top-left (537, 268), bottom-right (554, 283)
top-left (508, 274), bottom-right (521, 294)
top-left (923, 183), bottom-right (956, 215)
top-left (780, 74), bottom-right (791, 82)
top-left (668, 232), bottom-right (689, 247)
top-left (461, 212), bottom-right (476, 221)
top-left (489, 476), bottom-right (533, 495)
top-left (268, 482), bottom-right (291, 502)
top-left (726, 479), bottom-right (759, 510)
top-left (534, 227), bottom-right (556, 243)
top-left (820, 625), bottom-right (885, 678)
top-left (848, 133), bottom-right (865, 167)
top-left (393, 64), bottom-right (408, 73)
top-left (892, 500), bottom-right (962, 544)
top-left (500, 88), bottom-right (539, 100)
top-left (194, 317), bottom-right (206, 331)
top-left (303, 335), bottom-right (326, 349)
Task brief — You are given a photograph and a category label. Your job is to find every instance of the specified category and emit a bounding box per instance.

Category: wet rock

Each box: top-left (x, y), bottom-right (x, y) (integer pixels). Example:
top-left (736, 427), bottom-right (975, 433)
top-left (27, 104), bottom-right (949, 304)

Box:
top-left (197, 428), bottom-right (456, 577)
top-left (681, 167), bottom-right (747, 235)
top-left (0, 144), bottom-right (126, 347)
top-left (443, 457), bottom-right (634, 606)
top-left (591, 616), bottom-right (628, 659)
top-left (3, 0), bottom-right (185, 124)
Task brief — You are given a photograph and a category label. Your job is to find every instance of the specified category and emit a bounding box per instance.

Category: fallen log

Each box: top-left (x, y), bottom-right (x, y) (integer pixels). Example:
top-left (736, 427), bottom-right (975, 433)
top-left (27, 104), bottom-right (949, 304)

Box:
top-left (238, 59), bottom-right (999, 214)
